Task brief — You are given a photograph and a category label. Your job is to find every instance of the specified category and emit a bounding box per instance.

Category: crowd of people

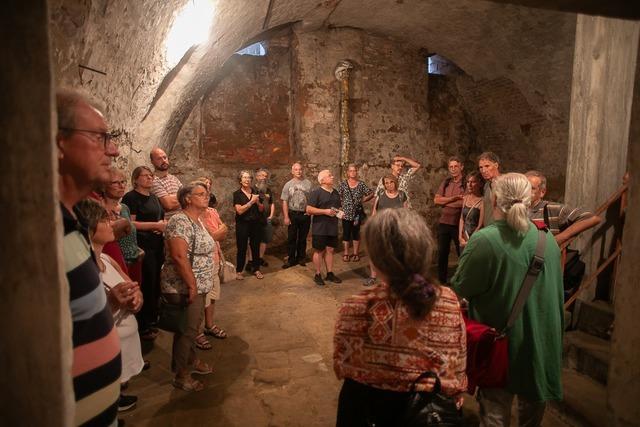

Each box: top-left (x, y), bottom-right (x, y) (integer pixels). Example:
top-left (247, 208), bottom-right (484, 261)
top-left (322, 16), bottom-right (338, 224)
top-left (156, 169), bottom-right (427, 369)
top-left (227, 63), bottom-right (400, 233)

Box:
top-left (57, 86), bottom-right (603, 427)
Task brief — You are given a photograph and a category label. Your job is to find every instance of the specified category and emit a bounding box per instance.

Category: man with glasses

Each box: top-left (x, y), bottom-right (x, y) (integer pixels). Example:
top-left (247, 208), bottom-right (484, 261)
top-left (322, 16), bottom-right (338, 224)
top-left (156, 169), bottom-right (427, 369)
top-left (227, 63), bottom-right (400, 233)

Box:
top-left (57, 88), bottom-right (133, 426)
top-left (149, 147), bottom-right (183, 219)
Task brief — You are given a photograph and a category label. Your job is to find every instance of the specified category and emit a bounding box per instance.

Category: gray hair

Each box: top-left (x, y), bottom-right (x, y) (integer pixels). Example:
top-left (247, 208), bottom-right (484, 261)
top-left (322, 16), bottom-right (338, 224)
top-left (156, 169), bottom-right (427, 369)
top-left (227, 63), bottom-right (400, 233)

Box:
top-left (177, 182), bottom-right (208, 209)
top-left (238, 170), bottom-right (253, 183)
top-left (477, 151), bottom-right (500, 165)
top-left (317, 169), bottom-right (331, 184)
top-left (524, 170), bottom-right (547, 190)
top-left (493, 173), bottom-right (531, 234)
top-left (363, 208), bottom-right (438, 319)
top-left (56, 88), bottom-right (104, 134)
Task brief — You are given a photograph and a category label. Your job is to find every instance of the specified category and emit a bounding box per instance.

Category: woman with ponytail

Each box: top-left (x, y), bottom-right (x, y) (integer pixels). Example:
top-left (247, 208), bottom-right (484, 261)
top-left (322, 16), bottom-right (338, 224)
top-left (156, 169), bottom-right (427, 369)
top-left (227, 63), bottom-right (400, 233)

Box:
top-left (451, 173), bottom-right (564, 426)
top-left (334, 208), bottom-right (467, 426)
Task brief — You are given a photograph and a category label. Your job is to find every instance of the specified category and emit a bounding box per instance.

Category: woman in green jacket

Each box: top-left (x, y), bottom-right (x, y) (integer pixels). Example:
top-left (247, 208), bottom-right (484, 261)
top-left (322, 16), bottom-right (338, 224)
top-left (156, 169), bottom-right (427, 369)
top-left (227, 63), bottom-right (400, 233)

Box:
top-left (451, 173), bottom-right (563, 427)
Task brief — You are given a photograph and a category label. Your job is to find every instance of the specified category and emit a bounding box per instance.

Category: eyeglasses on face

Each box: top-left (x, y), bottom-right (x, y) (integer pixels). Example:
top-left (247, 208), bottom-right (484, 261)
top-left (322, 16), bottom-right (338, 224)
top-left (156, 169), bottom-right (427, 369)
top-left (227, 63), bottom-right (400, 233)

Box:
top-left (59, 127), bottom-right (121, 150)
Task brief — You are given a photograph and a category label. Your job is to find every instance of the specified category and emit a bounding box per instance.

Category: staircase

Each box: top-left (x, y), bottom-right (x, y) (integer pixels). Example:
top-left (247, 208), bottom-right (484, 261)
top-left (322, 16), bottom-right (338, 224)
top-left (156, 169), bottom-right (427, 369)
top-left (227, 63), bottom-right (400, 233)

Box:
top-left (549, 182), bottom-right (627, 426)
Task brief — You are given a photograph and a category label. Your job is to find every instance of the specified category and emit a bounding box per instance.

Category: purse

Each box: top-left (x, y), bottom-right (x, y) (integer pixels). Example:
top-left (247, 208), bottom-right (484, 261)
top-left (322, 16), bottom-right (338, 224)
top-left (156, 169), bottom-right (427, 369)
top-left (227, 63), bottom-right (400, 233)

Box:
top-left (464, 230), bottom-right (547, 393)
top-left (399, 371), bottom-right (463, 427)
top-left (217, 243), bottom-right (236, 284)
top-left (157, 293), bottom-right (189, 334)
top-left (157, 220), bottom-right (198, 334)
top-left (347, 184), bottom-right (366, 226)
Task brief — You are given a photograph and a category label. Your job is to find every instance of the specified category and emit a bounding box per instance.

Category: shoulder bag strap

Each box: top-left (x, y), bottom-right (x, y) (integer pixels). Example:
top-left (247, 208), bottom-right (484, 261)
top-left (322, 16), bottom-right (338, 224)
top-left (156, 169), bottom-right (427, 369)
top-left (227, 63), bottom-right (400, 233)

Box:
top-left (500, 230), bottom-right (546, 335)
top-left (188, 219), bottom-right (198, 266)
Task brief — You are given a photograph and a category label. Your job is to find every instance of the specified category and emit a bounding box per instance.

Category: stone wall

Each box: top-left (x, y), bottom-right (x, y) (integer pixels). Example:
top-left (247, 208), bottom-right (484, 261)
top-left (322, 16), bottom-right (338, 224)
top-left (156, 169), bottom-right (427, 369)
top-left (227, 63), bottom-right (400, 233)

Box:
top-left (456, 75), bottom-right (570, 201)
top-left (50, 0), bottom-right (186, 170)
top-left (172, 28), bottom-right (481, 255)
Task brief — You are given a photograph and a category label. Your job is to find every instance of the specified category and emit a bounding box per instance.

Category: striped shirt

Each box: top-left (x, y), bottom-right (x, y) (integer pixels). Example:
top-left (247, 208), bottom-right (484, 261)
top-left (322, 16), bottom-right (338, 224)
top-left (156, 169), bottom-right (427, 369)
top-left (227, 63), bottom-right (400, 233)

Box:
top-left (528, 200), bottom-right (594, 235)
top-left (63, 205), bottom-right (121, 427)
top-left (150, 173), bottom-right (182, 219)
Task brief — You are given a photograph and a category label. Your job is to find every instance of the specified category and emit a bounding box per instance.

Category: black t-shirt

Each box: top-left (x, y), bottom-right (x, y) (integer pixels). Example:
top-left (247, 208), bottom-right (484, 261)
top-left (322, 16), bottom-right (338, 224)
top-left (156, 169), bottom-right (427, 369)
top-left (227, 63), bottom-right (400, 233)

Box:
top-left (122, 190), bottom-right (164, 248)
top-left (307, 187), bottom-right (341, 236)
top-left (233, 189), bottom-right (261, 223)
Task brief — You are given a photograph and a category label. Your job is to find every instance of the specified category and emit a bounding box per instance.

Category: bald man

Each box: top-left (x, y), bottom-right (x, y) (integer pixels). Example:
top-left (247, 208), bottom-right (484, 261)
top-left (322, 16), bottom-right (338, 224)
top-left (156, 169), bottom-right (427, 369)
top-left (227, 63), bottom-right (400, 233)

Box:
top-left (306, 170), bottom-right (343, 286)
top-left (149, 147), bottom-right (182, 219)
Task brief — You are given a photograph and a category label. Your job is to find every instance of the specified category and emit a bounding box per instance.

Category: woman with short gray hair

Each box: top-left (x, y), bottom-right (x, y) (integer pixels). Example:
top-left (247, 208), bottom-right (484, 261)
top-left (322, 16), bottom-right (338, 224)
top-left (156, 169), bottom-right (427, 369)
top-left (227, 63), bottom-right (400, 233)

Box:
top-left (161, 181), bottom-right (216, 391)
top-left (233, 170), bottom-right (264, 279)
top-left (452, 173), bottom-right (564, 426)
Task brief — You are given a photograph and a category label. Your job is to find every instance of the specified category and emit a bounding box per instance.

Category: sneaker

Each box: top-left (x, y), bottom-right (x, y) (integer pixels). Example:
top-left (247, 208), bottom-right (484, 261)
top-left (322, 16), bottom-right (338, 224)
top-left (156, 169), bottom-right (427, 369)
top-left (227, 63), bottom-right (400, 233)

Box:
top-left (282, 261), bottom-right (296, 269)
top-left (118, 394), bottom-right (138, 412)
top-left (325, 272), bottom-right (342, 284)
top-left (314, 273), bottom-right (326, 286)
top-left (363, 277), bottom-right (377, 287)
top-left (260, 259), bottom-right (269, 267)
top-left (298, 259), bottom-right (307, 267)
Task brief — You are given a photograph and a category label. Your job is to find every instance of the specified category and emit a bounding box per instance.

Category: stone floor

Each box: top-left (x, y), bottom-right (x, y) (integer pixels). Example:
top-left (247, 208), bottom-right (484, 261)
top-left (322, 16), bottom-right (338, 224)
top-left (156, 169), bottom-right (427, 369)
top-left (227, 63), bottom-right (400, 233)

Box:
top-left (121, 253), bottom-right (572, 427)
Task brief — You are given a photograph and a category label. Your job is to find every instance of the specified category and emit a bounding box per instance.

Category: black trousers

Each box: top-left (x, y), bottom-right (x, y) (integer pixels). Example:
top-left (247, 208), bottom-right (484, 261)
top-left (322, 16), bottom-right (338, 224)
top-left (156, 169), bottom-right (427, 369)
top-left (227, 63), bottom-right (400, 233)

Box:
top-left (236, 220), bottom-right (261, 273)
top-left (287, 211), bottom-right (311, 263)
top-left (136, 234), bottom-right (164, 332)
top-left (437, 223), bottom-right (460, 284)
top-left (336, 379), bottom-right (411, 427)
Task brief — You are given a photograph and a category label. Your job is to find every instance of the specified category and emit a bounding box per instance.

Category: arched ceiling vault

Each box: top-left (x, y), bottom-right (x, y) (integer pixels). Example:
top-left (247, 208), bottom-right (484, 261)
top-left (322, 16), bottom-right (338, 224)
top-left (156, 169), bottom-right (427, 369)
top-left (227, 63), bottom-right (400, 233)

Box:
top-left (143, 0), bottom-right (577, 158)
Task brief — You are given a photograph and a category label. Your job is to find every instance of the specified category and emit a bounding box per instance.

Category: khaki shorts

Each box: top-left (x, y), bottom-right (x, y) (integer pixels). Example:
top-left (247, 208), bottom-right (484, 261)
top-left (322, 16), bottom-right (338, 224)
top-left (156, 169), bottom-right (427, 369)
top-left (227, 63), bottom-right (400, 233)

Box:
top-left (205, 261), bottom-right (221, 305)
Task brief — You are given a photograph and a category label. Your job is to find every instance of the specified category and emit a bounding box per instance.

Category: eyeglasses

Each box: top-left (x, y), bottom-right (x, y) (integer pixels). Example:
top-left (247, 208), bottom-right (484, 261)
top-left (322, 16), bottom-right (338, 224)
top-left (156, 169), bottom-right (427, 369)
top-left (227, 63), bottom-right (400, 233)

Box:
top-left (59, 127), bottom-right (121, 150)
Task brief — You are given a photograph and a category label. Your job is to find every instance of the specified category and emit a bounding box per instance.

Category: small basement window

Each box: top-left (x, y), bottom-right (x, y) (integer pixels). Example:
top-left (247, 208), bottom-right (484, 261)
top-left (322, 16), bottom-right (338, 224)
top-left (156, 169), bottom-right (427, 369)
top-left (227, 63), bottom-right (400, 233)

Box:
top-left (236, 42), bottom-right (267, 56)
top-left (427, 54), bottom-right (457, 76)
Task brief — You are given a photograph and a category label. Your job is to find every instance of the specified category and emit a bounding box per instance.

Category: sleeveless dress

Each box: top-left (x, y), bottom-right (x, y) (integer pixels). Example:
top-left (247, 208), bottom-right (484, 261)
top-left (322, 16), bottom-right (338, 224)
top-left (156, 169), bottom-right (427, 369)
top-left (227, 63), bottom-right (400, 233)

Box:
top-left (100, 254), bottom-right (144, 383)
top-left (461, 200), bottom-right (481, 239)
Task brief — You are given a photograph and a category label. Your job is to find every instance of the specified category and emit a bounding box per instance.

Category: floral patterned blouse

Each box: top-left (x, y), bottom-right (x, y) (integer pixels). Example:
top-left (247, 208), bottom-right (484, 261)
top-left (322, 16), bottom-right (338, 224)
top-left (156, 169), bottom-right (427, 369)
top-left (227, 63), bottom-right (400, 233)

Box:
top-left (337, 180), bottom-right (372, 221)
top-left (161, 212), bottom-right (215, 295)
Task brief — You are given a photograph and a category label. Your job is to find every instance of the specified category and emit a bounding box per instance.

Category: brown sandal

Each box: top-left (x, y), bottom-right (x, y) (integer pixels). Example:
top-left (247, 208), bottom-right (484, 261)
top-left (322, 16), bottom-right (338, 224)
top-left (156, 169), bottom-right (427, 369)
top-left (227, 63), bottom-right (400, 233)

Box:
top-left (342, 254), bottom-right (350, 262)
top-left (195, 333), bottom-right (212, 350)
top-left (255, 270), bottom-right (264, 279)
top-left (351, 254), bottom-right (360, 262)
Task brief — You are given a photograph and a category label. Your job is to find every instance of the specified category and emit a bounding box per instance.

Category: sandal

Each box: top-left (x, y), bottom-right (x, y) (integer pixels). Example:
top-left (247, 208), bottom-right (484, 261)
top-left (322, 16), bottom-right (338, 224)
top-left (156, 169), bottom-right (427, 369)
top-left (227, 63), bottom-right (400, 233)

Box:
top-left (255, 270), bottom-right (264, 279)
top-left (195, 333), bottom-right (212, 350)
top-left (351, 254), bottom-right (360, 262)
top-left (191, 360), bottom-right (213, 375)
top-left (342, 254), bottom-right (350, 262)
top-left (172, 377), bottom-right (204, 392)
top-left (204, 325), bottom-right (227, 339)
top-left (236, 272), bottom-right (244, 280)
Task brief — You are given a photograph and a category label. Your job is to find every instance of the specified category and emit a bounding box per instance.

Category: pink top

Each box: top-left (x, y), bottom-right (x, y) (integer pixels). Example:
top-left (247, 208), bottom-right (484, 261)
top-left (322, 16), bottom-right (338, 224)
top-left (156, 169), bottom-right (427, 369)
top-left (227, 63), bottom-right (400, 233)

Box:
top-left (202, 207), bottom-right (222, 262)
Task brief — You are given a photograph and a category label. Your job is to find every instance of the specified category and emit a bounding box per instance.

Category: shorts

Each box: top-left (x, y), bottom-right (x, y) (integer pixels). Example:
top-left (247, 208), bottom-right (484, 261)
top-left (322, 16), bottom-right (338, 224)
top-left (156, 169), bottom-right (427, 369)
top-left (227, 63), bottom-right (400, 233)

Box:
top-left (342, 219), bottom-right (361, 242)
top-left (205, 261), bottom-right (221, 305)
top-left (312, 235), bottom-right (338, 250)
top-left (260, 221), bottom-right (274, 244)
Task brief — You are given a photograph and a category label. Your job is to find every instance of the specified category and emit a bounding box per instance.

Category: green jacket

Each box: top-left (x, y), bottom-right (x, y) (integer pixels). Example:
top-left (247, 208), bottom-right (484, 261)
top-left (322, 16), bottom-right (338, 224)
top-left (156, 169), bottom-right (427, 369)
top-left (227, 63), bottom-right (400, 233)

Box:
top-left (451, 220), bottom-right (563, 401)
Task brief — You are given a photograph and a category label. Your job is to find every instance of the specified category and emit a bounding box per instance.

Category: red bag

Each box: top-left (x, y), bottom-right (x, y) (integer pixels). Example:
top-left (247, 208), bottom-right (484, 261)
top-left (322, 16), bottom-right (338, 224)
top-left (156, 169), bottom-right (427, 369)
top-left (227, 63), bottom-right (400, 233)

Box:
top-left (464, 315), bottom-right (508, 393)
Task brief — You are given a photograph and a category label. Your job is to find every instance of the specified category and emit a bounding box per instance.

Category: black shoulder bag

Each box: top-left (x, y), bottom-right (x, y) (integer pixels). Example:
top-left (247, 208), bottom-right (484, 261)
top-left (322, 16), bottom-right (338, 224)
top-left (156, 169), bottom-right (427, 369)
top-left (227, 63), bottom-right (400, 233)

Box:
top-left (399, 371), bottom-right (464, 427)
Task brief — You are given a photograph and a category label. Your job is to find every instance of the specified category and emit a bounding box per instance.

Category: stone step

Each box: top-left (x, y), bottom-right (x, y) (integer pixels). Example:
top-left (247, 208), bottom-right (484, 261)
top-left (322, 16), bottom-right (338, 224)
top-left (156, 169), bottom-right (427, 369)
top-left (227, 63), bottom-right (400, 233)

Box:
top-left (574, 300), bottom-right (614, 340)
top-left (563, 330), bottom-right (610, 386)
top-left (549, 369), bottom-right (608, 427)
